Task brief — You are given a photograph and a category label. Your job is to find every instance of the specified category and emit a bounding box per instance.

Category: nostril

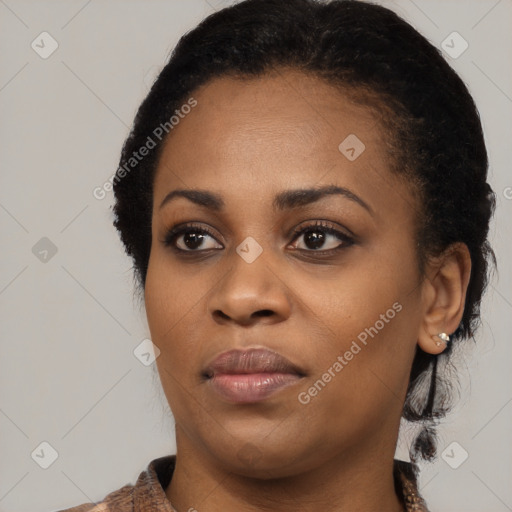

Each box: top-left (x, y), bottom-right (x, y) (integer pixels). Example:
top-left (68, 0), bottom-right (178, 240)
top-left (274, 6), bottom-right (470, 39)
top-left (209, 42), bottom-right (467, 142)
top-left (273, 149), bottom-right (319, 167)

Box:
top-left (212, 309), bottom-right (274, 323)
top-left (255, 310), bottom-right (273, 317)
top-left (214, 310), bottom-right (230, 320)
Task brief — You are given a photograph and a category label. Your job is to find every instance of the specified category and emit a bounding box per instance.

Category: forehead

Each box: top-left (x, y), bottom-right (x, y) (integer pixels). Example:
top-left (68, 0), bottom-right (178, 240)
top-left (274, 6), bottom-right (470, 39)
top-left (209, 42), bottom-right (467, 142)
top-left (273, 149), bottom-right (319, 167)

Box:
top-left (153, 69), bottom-right (401, 209)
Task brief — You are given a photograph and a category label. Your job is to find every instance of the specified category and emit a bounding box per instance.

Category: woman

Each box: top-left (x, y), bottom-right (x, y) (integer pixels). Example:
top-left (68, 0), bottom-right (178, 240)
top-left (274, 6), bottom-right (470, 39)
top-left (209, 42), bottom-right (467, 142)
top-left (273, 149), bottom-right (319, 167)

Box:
top-left (59, 0), bottom-right (496, 510)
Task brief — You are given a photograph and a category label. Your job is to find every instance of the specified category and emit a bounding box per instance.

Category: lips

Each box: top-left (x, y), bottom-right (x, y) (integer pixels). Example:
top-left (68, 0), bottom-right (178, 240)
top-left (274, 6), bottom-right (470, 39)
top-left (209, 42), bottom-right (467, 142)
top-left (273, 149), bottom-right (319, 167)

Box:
top-left (204, 348), bottom-right (305, 377)
top-left (203, 348), bottom-right (305, 404)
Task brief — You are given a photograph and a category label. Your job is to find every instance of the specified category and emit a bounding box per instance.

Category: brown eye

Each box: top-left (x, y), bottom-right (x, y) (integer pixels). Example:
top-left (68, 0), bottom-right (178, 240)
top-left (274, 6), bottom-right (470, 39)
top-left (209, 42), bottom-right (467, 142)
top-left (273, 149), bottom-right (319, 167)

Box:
top-left (164, 224), bottom-right (223, 252)
top-left (290, 221), bottom-right (354, 252)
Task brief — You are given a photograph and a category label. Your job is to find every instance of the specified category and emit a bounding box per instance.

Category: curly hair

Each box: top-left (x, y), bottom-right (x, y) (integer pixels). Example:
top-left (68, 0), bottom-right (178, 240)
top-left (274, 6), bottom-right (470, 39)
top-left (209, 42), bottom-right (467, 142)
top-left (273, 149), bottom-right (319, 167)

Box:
top-left (111, 0), bottom-right (496, 463)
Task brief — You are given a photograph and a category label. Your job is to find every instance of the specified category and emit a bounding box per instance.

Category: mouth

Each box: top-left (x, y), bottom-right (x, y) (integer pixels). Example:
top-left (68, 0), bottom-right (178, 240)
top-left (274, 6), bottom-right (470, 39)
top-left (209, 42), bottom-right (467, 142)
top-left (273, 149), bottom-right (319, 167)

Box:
top-left (202, 348), bottom-right (306, 404)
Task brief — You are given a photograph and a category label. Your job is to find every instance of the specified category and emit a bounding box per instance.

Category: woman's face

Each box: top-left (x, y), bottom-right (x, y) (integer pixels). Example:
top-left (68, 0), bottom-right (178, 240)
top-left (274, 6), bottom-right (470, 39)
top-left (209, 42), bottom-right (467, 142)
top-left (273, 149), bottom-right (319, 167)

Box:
top-left (145, 69), bottom-right (426, 477)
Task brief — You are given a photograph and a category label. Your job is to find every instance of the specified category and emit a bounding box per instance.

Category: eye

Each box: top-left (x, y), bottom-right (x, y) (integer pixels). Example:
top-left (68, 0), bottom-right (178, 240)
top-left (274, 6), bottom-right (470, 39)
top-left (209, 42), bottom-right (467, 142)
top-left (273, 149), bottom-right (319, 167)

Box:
top-left (163, 223), bottom-right (223, 252)
top-left (163, 220), bottom-right (354, 255)
top-left (289, 220), bottom-right (354, 253)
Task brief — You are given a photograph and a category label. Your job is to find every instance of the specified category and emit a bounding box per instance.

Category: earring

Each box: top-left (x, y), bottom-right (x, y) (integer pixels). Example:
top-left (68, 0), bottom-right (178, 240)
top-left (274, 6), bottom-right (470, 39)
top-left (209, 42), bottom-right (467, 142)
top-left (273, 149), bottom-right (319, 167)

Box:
top-left (433, 332), bottom-right (450, 347)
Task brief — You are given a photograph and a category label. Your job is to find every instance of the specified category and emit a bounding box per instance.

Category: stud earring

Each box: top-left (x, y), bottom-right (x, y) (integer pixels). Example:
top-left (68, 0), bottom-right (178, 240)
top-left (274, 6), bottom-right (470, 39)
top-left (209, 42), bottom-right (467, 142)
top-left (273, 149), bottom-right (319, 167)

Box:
top-left (433, 332), bottom-right (450, 347)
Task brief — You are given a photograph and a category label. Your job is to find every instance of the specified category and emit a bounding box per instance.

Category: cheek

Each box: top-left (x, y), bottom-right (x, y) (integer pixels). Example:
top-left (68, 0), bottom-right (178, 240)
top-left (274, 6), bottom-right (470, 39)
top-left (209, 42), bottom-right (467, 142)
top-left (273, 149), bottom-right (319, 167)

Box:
top-left (296, 252), bottom-right (421, 413)
top-left (293, 308), bottom-right (416, 451)
top-left (145, 257), bottom-right (209, 429)
top-left (297, 248), bottom-right (417, 346)
top-left (144, 252), bottom-right (203, 372)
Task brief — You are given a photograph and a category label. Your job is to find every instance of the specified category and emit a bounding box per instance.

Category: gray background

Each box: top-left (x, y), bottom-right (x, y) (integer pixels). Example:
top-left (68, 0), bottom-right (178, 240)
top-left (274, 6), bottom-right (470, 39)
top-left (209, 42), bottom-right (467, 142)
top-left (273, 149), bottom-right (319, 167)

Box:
top-left (0, 0), bottom-right (510, 511)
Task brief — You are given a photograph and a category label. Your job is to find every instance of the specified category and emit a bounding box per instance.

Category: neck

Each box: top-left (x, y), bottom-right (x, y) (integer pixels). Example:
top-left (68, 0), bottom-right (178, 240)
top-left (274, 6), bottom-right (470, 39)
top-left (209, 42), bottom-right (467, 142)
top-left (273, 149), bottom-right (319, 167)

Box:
top-left (166, 428), bottom-right (406, 512)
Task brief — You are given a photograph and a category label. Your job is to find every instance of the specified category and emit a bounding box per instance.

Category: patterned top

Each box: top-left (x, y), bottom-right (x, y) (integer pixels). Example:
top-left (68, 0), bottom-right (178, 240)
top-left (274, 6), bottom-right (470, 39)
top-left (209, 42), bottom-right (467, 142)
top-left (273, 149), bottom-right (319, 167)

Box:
top-left (56, 455), bottom-right (429, 512)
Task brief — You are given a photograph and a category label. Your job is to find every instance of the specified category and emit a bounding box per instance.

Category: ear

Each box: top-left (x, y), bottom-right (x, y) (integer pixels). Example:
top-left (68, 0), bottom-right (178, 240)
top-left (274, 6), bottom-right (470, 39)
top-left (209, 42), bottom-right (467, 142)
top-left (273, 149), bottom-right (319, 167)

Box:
top-left (417, 242), bottom-right (472, 355)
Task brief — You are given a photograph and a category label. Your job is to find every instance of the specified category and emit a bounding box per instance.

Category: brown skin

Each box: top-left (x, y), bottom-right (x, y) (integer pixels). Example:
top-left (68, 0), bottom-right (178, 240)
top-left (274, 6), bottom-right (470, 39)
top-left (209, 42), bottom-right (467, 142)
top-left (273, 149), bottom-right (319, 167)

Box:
top-left (144, 68), bottom-right (471, 512)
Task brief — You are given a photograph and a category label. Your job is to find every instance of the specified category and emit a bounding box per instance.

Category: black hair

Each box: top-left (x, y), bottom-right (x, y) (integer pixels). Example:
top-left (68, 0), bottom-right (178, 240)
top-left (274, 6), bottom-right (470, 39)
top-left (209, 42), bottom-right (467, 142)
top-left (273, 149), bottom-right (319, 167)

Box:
top-left (112, 0), bottom-right (496, 463)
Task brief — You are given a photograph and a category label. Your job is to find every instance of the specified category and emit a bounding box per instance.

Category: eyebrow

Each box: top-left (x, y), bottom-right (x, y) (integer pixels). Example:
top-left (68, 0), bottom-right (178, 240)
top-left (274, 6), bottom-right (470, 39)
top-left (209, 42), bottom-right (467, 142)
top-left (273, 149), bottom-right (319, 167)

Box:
top-left (159, 185), bottom-right (373, 215)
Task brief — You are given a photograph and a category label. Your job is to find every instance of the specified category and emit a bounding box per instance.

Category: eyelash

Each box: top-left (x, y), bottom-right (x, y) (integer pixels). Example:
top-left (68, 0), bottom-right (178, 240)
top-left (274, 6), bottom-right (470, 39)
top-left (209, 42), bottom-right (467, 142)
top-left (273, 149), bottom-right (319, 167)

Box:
top-left (163, 220), bottom-right (354, 256)
top-left (289, 221), bottom-right (354, 254)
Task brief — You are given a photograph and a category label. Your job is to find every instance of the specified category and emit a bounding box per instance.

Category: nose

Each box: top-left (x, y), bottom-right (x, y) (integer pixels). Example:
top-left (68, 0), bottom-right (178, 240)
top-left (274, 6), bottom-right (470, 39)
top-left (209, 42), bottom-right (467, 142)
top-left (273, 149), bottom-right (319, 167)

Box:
top-left (208, 251), bottom-right (292, 327)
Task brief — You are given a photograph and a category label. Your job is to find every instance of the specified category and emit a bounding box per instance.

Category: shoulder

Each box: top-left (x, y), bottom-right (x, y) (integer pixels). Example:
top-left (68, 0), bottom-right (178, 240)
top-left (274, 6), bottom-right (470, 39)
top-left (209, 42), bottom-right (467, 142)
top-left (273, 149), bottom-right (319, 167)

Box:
top-left (55, 482), bottom-right (135, 512)
top-left (54, 455), bottom-right (176, 512)
top-left (56, 506), bottom-right (95, 512)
